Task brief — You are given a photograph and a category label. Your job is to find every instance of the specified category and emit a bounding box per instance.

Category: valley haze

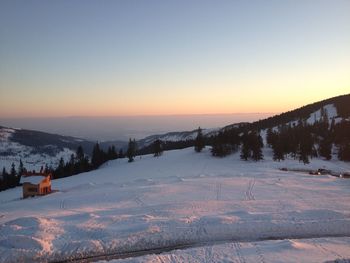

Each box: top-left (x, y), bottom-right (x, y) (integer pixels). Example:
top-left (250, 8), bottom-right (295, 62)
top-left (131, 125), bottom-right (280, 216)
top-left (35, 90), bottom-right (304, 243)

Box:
top-left (0, 113), bottom-right (273, 141)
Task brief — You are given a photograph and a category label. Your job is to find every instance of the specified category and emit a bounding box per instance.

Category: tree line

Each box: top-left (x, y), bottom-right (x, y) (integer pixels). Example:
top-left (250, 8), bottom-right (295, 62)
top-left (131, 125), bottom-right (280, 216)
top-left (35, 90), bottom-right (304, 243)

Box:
top-left (266, 109), bottom-right (350, 163)
top-left (1, 99), bottom-right (350, 192)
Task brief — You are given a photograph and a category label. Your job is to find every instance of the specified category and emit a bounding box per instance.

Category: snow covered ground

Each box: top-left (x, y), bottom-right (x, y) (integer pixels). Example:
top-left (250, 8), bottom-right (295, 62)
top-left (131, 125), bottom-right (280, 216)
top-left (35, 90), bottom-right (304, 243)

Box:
top-left (0, 147), bottom-right (350, 262)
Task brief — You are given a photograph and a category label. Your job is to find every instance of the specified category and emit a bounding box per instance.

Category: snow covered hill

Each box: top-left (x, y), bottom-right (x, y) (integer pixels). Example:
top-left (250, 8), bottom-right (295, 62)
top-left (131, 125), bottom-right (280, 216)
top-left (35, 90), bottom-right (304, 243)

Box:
top-left (137, 94), bottom-right (350, 149)
top-left (0, 127), bottom-right (76, 172)
top-left (0, 126), bottom-right (127, 172)
top-left (137, 128), bottom-right (219, 148)
top-left (0, 147), bottom-right (350, 262)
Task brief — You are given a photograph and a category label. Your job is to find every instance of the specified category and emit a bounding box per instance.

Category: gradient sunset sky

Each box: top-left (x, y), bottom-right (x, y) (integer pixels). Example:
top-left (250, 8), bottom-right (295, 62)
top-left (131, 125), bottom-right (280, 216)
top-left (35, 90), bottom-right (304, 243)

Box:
top-left (0, 0), bottom-right (349, 118)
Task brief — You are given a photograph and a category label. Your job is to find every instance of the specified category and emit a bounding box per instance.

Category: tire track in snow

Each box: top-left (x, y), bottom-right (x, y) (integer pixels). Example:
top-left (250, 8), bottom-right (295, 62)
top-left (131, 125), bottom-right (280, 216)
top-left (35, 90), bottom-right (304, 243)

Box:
top-left (59, 199), bottom-right (66, 209)
top-left (245, 178), bottom-right (256, 201)
top-left (215, 182), bottom-right (222, 201)
top-left (311, 239), bottom-right (344, 260)
top-left (134, 196), bottom-right (158, 215)
top-left (233, 242), bottom-right (246, 263)
top-left (253, 242), bottom-right (267, 263)
top-left (204, 245), bottom-right (215, 263)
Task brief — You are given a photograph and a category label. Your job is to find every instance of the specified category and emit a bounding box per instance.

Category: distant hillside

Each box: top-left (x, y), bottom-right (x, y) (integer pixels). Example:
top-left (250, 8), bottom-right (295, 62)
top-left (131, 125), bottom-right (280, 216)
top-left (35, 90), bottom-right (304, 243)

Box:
top-left (0, 127), bottom-right (127, 171)
top-left (137, 94), bottom-right (350, 150)
top-left (137, 128), bottom-right (219, 149)
top-left (208, 94), bottom-right (350, 162)
top-left (231, 94), bottom-right (350, 131)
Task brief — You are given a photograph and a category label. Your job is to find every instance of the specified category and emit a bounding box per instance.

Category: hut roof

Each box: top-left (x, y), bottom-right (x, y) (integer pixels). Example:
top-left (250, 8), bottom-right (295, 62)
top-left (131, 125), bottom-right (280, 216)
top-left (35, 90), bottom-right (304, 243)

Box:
top-left (20, 175), bottom-right (46, 185)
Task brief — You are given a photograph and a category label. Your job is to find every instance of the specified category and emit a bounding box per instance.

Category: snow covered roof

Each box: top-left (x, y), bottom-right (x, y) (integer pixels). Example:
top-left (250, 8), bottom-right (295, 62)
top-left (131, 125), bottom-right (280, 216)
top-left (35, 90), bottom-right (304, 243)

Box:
top-left (20, 175), bottom-right (46, 185)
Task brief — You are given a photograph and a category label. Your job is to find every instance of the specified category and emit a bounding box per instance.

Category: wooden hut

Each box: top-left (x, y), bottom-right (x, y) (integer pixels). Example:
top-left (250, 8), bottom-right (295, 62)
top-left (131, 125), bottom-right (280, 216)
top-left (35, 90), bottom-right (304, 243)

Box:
top-left (20, 171), bottom-right (52, 198)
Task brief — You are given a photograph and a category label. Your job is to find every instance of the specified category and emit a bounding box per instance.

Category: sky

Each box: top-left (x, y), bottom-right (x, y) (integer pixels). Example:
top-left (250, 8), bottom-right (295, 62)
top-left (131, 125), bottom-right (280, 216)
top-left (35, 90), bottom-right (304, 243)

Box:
top-left (0, 0), bottom-right (349, 119)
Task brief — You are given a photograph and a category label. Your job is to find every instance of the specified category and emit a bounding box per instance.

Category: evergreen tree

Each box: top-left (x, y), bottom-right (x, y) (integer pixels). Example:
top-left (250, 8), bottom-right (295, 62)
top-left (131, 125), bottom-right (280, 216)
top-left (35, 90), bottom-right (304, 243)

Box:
top-left (153, 139), bottom-right (163, 157)
top-left (211, 132), bottom-right (231, 157)
top-left (194, 127), bottom-right (205, 152)
top-left (18, 159), bottom-right (25, 176)
top-left (299, 129), bottom-right (314, 164)
top-left (0, 167), bottom-right (8, 190)
top-left (240, 132), bottom-right (251, 161)
top-left (76, 146), bottom-right (85, 162)
top-left (91, 143), bottom-right (103, 168)
top-left (10, 163), bottom-right (16, 177)
top-left (55, 157), bottom-right (65, 179)
top-left (272, 142), bottom-right (285, 161)
top-left (68, 153), bottom-right (76, 174)
top-left (319, 137), bottom-right (332, 160)
top-left (126, 138), bottom-right (137, 162)
top-left (251, 132), bottom-right (264, 161)
top-left (74, 145), bottom-right (89, 173)
top-left (107, 145), bottom-right (118, 160)
top-left (338, 142), bottom-right (350, 161)
top-left (266, 128), bottom-right (276, 147)
top-left (9, 163), bottom-right (18, 187)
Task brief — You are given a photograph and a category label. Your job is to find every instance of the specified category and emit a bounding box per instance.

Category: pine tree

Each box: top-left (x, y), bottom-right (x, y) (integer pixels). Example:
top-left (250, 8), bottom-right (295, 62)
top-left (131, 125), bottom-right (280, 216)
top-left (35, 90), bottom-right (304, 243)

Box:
top-left (55, 157), bottom-right (65, 179)
top-left (76, 146), bottom-right (84, 163)
top-left (153, 139), bottom-right (163, 157)
top-left (319, 137), bottom-right (332, 160)
top-left (251, 132), bottom-right (264, 161)
top-left (18, 159), bottom-right (25, 176)
top-left (266, 128), bottom-right (276, 147)
top-left (240, 132), bottom-right (251, 161)
top-left (9, 163), bottom-right (18, 187)
top-left (126, 138), bottom-right (137, 162)
top-left (1, 167), bottom-right (7, 190)
top-left (10, 163), bottom-right (16, 177)
top-left (91, 143), bottom-right (103, 168)
top-left (194, 127), bottom-right (205, 152)
top-left (74, 145), bottom-right (89, 173)
top-left (338, 142), bottom-right (350, 161)
top-left (300, 130), bottom-right (314, 164)
top-left (68, 153), bottom-right (76, 174)
top-left (107, 145), bottom-right (118, 160)
top-left (211, 132), bottom-right (231, 157)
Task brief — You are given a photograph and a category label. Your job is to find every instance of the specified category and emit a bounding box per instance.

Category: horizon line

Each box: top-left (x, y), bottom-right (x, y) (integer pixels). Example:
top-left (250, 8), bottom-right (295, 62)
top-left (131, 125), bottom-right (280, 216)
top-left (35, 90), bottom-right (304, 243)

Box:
top-left (0, 112), bottom-right (277, 120)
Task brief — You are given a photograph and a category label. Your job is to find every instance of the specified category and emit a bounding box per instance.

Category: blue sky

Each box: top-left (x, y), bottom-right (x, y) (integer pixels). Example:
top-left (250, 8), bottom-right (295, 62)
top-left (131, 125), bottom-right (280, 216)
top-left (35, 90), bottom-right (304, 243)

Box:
top-left (0, 0), bottom-right (349, 117)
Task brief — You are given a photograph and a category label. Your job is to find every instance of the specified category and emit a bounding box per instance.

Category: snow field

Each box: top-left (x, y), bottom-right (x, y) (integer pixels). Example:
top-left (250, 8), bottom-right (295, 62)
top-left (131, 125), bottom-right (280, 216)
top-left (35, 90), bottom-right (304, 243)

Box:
top-left (0, 147), bottom-right (350, 262)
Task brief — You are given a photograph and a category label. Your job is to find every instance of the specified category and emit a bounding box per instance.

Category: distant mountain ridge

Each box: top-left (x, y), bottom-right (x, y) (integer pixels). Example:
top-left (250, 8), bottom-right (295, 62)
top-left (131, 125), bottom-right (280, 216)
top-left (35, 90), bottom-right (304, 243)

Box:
top-left (1, 94), bottom-right (349, 171)
top-left (138, 94), bottom-right (350, 147)
top-left (230, 94), bottom-right (350, 131)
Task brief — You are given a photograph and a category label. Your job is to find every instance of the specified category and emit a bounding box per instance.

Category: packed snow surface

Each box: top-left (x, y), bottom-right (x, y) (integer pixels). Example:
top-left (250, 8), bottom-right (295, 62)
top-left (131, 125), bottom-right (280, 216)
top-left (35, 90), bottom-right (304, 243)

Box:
top-left (0, 147), bottom-right (350, 262)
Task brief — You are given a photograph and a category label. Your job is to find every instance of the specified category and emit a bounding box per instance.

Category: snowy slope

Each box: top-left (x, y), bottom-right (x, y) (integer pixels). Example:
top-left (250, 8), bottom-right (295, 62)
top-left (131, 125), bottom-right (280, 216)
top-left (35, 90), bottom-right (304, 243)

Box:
top-left (306, 104), bottom-right (339, 124)
top-left (137, 128), bottom-right (219, 148)
top-left (0, 127), bottom-right (75, 172)
top-left (0, 147), bottom-right (350, 262)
